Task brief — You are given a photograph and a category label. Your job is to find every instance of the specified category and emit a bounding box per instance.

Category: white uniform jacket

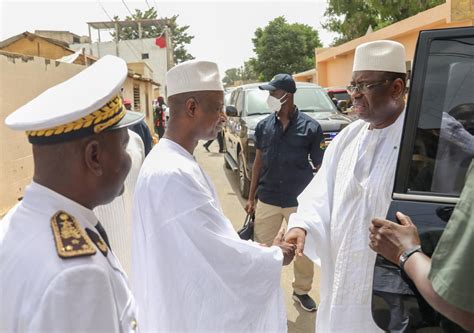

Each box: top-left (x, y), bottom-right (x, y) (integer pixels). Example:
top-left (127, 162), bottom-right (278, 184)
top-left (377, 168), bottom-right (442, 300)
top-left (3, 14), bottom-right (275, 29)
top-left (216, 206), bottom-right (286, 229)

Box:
top-left (0, 182), bottom-right (138, 332)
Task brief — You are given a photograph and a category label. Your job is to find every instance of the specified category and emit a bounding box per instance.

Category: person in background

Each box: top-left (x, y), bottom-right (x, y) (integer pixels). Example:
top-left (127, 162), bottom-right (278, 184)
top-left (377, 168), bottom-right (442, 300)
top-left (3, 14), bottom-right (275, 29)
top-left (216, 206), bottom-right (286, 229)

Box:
top-left (327, 91), bottom-right (339, 107)
top-left (154, 96), bottom-right (167, 139)
top-left (124, 98), bottom-right (153, 156)
top-left (203, 129), bottom-right (225, 153)
top-left (246, 74), bottom-right (324, 312)
top-left (94, 126), bottom-right (145, 278)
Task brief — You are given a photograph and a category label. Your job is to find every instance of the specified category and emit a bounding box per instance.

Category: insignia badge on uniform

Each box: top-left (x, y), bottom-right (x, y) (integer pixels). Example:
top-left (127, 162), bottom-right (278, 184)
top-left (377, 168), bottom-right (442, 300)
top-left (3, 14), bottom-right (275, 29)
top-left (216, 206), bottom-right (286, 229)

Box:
top-left (85, 228), bottom-right (108, 257)
top-left (51, 211), bottom-right (96, 258)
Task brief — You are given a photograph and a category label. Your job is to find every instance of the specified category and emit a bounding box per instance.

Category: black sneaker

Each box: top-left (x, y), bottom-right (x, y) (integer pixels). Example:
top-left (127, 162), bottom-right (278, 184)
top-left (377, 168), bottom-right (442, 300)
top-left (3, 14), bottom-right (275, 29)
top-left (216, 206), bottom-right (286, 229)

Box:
top-left (292, 292), bottom-right (317, 312)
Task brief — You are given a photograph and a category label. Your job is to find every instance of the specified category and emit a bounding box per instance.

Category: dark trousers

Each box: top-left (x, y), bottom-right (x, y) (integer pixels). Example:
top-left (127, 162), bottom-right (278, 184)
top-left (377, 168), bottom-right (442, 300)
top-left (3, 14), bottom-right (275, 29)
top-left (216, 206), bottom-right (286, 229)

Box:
top-left (204, 131), bottom-right (224, 151)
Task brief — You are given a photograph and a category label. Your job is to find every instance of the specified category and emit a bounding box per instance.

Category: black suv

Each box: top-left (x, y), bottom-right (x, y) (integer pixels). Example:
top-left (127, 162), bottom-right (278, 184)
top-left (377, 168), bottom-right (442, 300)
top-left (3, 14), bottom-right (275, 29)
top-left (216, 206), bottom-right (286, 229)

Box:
top-left (223, 82), bottom-right (352, 198)
top-left (371, 27), bottom-right (474, 332)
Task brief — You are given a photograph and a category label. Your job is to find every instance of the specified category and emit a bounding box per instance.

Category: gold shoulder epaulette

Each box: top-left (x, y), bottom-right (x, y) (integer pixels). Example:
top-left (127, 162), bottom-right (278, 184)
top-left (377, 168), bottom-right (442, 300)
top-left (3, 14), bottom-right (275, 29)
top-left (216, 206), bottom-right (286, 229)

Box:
top-left (51, 211), bottom-right (96, 258)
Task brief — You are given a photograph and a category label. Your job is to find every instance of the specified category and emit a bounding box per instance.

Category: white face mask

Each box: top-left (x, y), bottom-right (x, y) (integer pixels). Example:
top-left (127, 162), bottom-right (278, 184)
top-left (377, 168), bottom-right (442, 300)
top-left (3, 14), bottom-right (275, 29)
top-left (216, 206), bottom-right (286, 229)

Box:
top-left (266, 93), bottom-right (288, 113)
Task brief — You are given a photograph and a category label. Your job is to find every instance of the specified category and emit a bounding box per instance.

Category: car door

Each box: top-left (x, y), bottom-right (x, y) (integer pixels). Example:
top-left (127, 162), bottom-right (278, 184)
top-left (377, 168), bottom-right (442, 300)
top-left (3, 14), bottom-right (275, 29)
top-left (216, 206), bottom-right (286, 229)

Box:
top-left (371, 26), bottom-right (474, 332)
top-left (225, 89), bottom-right (241, 161)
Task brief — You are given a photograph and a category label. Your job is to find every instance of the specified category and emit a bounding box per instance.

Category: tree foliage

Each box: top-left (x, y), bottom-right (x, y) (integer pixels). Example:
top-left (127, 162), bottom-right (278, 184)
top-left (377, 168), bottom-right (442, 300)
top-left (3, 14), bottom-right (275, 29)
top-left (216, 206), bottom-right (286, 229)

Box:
top-left (251, 16), bottom-right (322, 81)
top-left (222, 68), bottom-right (240, 86)
top-left (111, 8), bottom-right (194, 63)
top-left (222, 60), bottom-right (259, 86)
top-left (323, 0), bottom-right (445, 46)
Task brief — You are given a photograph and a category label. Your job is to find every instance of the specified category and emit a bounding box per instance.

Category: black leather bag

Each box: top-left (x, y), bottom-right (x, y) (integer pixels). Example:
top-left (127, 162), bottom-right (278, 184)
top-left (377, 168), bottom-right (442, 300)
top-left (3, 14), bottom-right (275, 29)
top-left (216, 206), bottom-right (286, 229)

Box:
top-left (237, 214), bottom-right (255, 240)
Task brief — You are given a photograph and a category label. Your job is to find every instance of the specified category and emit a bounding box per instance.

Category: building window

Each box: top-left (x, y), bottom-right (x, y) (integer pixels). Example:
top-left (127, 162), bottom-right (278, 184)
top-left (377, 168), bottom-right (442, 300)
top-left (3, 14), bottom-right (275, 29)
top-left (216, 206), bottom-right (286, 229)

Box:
top-left (133, 85), bottom-right (140, 110)
top-left (141, 53), bottom-right (149, 60)
top-left (73, 36), bottom-right (80, 44)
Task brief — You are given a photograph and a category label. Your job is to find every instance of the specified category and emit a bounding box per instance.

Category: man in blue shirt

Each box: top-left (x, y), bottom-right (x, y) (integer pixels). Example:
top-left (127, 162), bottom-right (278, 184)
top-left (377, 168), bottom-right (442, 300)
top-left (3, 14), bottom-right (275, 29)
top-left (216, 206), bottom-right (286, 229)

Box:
top-left (245, 74), bottom-right (324, 312)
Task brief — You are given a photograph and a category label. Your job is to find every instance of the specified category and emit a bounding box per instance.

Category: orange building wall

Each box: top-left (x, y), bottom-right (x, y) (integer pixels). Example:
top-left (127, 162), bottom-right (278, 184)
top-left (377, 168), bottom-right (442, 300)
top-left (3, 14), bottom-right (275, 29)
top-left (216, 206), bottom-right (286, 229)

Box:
top-left (324, 54), bottom-right (354, 88)
top-left (314, 1), bottom-right (474, 88)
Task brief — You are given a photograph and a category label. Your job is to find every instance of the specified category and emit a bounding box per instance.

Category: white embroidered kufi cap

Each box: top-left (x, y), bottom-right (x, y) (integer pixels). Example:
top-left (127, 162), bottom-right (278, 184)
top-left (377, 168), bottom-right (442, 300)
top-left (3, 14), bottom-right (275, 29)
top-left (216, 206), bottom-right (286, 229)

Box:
top-left (353, 40), bottom-right (406, 74)
top-left (166, 60), bottom-right (224, 98)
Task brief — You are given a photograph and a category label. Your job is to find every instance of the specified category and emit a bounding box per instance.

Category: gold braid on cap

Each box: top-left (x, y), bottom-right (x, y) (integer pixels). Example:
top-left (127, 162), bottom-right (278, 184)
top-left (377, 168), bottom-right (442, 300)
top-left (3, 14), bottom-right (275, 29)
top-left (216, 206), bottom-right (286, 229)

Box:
top-left (26, 95), bottom-right (125, 138)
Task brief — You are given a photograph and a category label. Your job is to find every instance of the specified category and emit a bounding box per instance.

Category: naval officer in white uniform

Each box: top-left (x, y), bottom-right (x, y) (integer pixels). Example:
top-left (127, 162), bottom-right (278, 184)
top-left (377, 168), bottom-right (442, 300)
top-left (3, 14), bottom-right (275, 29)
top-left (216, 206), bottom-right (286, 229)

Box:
top-left (0, 55), bottom-right (142, 332)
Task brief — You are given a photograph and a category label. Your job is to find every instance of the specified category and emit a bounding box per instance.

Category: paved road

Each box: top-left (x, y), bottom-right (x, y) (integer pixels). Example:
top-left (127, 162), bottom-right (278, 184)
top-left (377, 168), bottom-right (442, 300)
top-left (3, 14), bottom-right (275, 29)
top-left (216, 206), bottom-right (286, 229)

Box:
top-left (195, 142), bottom-right (320, 333)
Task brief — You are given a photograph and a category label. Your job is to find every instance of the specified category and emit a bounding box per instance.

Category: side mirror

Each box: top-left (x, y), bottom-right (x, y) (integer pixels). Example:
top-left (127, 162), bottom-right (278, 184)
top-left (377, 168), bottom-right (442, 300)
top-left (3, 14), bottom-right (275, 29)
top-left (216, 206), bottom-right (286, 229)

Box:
top-left (226, 105), bottom-right (238, 117)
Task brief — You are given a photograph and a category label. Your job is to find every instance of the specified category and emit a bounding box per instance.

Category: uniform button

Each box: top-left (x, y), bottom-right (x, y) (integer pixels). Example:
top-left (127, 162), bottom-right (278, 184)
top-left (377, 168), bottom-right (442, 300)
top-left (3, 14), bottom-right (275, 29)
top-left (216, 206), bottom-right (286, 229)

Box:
top-left (131, 319), bottom-right (138, 330)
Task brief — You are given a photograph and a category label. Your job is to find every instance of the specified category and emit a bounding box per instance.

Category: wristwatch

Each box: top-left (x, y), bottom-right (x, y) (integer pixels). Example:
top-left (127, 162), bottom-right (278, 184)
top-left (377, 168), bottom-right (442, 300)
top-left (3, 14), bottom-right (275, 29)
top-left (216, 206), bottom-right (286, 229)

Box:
top-left (399, 245), bottom-right (422, 271)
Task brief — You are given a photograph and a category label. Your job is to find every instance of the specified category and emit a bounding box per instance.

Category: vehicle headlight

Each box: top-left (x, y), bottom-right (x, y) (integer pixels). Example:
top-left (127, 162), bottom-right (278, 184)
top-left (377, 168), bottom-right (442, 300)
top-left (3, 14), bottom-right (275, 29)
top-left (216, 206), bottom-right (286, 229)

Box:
top-left (247, 129), bottom-right (256, 139)
top-left (248, 129), bottom-right (256, 146)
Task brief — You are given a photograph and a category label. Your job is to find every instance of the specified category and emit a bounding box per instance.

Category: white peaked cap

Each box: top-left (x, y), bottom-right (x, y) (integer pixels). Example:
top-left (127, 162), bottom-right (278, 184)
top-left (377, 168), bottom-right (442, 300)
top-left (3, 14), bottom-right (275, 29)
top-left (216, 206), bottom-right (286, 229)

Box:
top-left (353, 40), bottom-right (406, 74)
top-left (166, 60), bottom-right (224, 98)
top-left (5, 55), bottom-right (143, 144)
top-left (6, 55), bottom-right (128, 131)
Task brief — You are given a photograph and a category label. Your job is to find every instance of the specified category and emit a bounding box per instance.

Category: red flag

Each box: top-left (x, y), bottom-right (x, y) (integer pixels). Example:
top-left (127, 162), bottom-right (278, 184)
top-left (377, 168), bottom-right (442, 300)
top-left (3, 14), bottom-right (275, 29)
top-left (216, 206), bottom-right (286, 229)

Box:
top-left (155, 36), bottom-right (166, 48)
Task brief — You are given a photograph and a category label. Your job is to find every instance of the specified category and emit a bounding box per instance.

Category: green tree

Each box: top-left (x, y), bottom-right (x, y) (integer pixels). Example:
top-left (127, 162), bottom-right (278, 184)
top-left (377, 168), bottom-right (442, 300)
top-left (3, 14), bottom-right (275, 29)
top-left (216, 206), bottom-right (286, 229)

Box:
top-left (222, 61), bottom-right (259, 87)
top-left (240, 60), bottom-right (258, 81)
top-left (323, 0), bottom-right (445, 46)
top-left (251, 16), bottom-right (322, 81)
top-left (111, 8), bottom-right (194, 63)
top-left (222, 68), bottom-right (240, 86)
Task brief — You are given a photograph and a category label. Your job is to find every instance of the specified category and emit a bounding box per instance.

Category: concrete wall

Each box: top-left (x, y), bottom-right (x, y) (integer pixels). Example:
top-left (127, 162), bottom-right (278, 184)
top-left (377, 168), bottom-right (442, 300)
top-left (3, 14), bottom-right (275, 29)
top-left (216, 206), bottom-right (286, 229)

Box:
top-left (127, 62), bottom-right (153, 78)
top-left (35, 30), bottom-right (91, 45)
top-left (0, 52), bottom-right (85, 215)
top-left (72, 38), bottom-right (167, 95)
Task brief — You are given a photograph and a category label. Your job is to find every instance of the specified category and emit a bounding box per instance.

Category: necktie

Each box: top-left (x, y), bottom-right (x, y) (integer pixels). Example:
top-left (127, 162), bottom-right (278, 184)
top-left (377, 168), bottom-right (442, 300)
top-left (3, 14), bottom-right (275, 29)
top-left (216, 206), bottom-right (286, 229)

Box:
top-left (95, 221), bottom-right (111, 250)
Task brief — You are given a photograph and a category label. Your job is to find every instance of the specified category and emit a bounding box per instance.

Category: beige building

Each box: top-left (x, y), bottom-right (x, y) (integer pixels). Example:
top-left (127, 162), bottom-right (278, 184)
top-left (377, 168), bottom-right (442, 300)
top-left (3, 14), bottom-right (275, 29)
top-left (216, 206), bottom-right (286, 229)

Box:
top-left (124, 61), bottom-right (160, 131)
top-left (0, 31), bottom-right (96, 66)
top-left (0, 49), bottom-right (158, 216)
top-left (295, 0), bottom-right (474, 87)
top-left (293, 69), bottom-right (316, 83)
top-left (0, 52), bottom-right (86, 215)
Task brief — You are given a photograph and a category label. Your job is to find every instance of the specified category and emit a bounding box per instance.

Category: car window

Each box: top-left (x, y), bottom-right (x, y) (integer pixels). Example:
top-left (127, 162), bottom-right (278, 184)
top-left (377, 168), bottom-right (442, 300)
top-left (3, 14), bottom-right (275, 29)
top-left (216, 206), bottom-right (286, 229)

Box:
top-left (295, 87), bottom-right (337, 113)
top-left (236, 90), bottom-right (244, 115)
top-left (333, 92), bottom-right (350, 101)
top-left (245, 86), bottom-right (337, 116)
top-left (246, 89), bottom-right (270, 115)
top-left (406, 36), bottom-right (474, 196)
top-left (230, 90), bottom-right (239, 106)
top-left (224, 92), bottom-right (232, 106)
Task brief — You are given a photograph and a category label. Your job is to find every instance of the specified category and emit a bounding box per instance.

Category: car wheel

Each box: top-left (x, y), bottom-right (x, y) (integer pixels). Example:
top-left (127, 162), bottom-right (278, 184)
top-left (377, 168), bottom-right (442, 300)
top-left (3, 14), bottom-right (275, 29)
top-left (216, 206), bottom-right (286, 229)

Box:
top-left (238, 152), bottom-right (250, 199)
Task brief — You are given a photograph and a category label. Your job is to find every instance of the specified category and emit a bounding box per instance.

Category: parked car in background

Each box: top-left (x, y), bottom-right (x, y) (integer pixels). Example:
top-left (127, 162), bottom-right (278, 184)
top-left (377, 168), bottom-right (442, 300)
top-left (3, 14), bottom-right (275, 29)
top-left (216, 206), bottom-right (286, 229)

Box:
top-left (324, 86), bottom-right (350, 109)
top-left (325, 87), bottom-right (350, 104)
top-left (224, 89), bottom-right (233, 107)
top-left (223, 82), bottom-right (352, 198)
top-left (371, 26), bottom-right (474, 332)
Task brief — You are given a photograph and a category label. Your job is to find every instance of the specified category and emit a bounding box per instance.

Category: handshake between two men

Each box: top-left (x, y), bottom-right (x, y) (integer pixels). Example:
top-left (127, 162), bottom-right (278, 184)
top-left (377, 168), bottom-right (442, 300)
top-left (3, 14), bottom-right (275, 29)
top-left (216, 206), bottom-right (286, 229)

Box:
top-left (270, 228), bottom-right (298, 266)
